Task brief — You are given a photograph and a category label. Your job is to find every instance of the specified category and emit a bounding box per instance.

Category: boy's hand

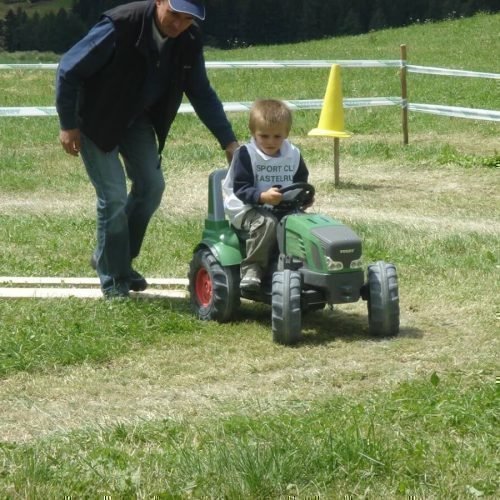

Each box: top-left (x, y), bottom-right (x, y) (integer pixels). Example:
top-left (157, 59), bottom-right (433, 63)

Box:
top-left (259, 187), bottom-right (283, 206)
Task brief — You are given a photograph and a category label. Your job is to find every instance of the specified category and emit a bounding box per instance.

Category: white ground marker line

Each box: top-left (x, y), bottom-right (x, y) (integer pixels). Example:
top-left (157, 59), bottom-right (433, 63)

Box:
top-left (0, 276), bottom-right (189, 287)
top-left (0, 287), bottom-right (187, 299)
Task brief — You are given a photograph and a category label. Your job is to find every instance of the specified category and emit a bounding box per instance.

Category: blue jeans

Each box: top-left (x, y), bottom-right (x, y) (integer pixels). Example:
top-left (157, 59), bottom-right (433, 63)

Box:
top-left (80, 115), bottom-right (165, 292)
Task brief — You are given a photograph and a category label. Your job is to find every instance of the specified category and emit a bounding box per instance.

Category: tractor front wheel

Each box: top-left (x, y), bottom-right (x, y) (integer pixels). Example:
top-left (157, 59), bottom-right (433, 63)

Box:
top-left (272, 270), bottom-right (302, 345)
top-left (367, 261), bottom-right (400, 337)
top-left (188, 248), bottom-right (240, 322)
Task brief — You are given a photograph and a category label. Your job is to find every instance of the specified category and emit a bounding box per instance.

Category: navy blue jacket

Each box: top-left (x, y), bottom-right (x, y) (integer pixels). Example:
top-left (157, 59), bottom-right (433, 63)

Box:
top-left (233, 145), bottom-right (309, 204)
top-left (55, 0), bottom-right (236, 152)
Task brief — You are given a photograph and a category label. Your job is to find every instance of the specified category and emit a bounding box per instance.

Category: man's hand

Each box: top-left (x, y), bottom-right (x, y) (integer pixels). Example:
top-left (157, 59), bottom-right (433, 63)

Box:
top-left (224, 141), bottom-right (239, 164)
top-left (59, 128), bottom-right (81, 156)
top-left (259, 187), bottom-right (283, 206)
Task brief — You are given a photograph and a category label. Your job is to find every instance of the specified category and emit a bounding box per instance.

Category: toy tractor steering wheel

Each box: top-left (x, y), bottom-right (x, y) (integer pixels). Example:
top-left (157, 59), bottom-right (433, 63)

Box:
top-left (276, 182), bottom-right (315, 211)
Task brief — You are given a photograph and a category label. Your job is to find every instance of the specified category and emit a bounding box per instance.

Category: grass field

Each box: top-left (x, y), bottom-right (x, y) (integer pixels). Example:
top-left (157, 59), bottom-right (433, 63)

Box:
top-left (0, 12), bottom-right (499, 498)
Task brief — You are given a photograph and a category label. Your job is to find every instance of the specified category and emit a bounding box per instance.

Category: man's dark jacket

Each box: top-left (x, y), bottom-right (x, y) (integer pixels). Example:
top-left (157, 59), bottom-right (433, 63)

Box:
top-left (69, 0), bottom-right (234, 152)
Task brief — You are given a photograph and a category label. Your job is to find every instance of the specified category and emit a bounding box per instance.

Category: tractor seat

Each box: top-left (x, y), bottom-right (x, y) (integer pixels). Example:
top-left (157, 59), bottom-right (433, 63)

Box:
top-left (207, 168), bottom-right (229, 223)
top-left (208, 168), bottom-right (250, 241)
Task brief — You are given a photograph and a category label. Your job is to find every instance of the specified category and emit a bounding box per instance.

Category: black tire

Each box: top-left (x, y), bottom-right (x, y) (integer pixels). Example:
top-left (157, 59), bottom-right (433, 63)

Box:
top-left (272, 270), bottom-right (302, 345)
top-left (188, 248), bottom-right (240, 322)
top-left (367, 261), bottom-right (400, 337)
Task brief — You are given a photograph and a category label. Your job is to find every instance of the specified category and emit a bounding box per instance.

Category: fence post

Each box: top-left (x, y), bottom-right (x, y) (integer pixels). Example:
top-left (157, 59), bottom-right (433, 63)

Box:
top-left (400, 44), bottom-right (409, 145)
top-left (333, 138), bottom-right (340, 185)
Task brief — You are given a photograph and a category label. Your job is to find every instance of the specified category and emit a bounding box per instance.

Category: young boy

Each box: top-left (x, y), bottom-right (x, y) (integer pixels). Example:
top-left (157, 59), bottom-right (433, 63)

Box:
top-left (222, 99), bottom-right (311, 290)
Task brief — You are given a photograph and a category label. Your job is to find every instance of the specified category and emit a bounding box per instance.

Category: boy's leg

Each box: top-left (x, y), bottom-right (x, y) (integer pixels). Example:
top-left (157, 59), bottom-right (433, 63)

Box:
top-left (240, 208), bottom-right (278, 287)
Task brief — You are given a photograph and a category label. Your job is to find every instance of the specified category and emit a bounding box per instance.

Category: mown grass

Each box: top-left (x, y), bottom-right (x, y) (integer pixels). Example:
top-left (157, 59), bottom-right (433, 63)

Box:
top-left (0, 13), bottom-right (499, 497)
top-left (1, 374), bottom-right (497, 497)
top-left (1, 215), bottom-right (496, 375)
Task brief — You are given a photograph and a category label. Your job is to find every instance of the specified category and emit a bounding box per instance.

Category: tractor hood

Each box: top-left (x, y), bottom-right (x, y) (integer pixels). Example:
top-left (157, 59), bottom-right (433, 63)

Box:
top-left (311, 225), bottom-right (362, 264)
top-left (279, 213), bottom-right (362, 272)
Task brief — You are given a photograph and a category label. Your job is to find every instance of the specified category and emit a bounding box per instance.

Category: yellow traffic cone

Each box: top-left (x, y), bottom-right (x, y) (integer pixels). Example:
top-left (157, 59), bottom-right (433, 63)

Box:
top-left (309, 64), bottom-right (350, 138)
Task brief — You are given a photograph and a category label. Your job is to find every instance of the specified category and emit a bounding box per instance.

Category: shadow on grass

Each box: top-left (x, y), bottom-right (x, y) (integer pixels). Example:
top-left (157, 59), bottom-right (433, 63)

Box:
top-left (131, 294), bottom-right (423, 346)
top-left (318, 180), bottom-right (381, 192)
top-left (335, 180), bottom-right (381, 191)
top-left (130, 293), bottom-right (191, 311)
top-left (230, 300), bottom-right (424, 346)
top-left (301, 309), bottom-right (423, 346)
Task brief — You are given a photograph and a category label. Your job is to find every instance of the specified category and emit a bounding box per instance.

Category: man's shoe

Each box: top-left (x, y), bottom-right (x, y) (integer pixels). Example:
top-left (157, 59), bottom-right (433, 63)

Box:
top-left (91, 253), bottom-right (147, 292)
top-left (130, 270), bottom-right (148, 292)
top-left (103, 281), bottom-right (129, 299)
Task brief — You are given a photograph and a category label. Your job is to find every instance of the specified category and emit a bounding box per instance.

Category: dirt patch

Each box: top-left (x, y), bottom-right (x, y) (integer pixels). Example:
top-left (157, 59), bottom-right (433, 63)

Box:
top-left (2, 159), bottom-right (498, 238)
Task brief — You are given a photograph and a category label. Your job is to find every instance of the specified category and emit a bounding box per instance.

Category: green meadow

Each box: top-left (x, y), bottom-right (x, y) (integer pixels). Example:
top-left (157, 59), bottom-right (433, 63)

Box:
top-left (0, 13), bottom-right (498, 498)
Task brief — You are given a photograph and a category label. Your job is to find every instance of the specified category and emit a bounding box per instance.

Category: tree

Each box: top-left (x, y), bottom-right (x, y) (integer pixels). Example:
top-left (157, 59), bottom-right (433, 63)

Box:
top-left (205, 0), bottom-right (251, 48)
top-left (244, 0), bottom-right (285, 45)
top-left (3, 8), bottom-right (28, 51)
top-left (340, 7), bottom-right (363, 35)
top-left (1, 0), bottom-right (499, 52)
top-left (369, 0), bottom-right (389, 31)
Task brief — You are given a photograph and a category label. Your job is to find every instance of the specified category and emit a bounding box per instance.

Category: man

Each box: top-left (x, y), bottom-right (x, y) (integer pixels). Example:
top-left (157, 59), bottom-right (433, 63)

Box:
top-left (56, 0), bottom-right (239, 298)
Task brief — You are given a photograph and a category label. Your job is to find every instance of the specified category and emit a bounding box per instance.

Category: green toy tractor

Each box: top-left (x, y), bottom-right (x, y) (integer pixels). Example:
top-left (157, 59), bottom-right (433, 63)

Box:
top-left (188, 168), bottom-right (400, 344)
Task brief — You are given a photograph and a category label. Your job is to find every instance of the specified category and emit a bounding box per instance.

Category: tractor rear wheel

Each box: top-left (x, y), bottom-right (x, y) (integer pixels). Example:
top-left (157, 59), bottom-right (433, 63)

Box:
top-left (272, 270), bottom-right (302, 345)
top-left (367, 261), bottom-right (399, 336)
top-left (188, 248), bottom-right (240, 322)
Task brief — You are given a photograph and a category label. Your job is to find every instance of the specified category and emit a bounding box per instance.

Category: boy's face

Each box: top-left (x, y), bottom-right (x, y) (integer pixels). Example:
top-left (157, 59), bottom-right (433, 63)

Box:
top-left (253, 123), bottom-right (289, 157)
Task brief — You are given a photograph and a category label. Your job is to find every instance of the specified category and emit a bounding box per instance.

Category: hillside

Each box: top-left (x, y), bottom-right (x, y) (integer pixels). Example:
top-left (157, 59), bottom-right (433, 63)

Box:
top-left (0, 0), bottom-right (72, 17)
top-left (2, 0), bottom-right (499, 52)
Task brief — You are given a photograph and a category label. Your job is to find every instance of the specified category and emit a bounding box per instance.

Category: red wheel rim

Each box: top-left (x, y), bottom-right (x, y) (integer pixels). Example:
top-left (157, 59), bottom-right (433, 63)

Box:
top-left (195, 268), bottom-right (212, 307)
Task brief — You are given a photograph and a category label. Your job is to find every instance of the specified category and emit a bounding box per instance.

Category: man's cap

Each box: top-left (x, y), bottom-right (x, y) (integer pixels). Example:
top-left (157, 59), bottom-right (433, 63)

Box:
top-left (169, 0), bottom-right (205, 21)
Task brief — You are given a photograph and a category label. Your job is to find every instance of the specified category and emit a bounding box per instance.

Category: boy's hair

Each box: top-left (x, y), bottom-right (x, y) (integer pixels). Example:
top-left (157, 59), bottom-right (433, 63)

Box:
top-left (249, 99), bottom-right (293, 134)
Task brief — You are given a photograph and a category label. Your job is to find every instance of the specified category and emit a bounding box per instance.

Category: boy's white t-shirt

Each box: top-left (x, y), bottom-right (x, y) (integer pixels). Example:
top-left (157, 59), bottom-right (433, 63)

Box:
top-left (222, 138), bottom-right (301, 228)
